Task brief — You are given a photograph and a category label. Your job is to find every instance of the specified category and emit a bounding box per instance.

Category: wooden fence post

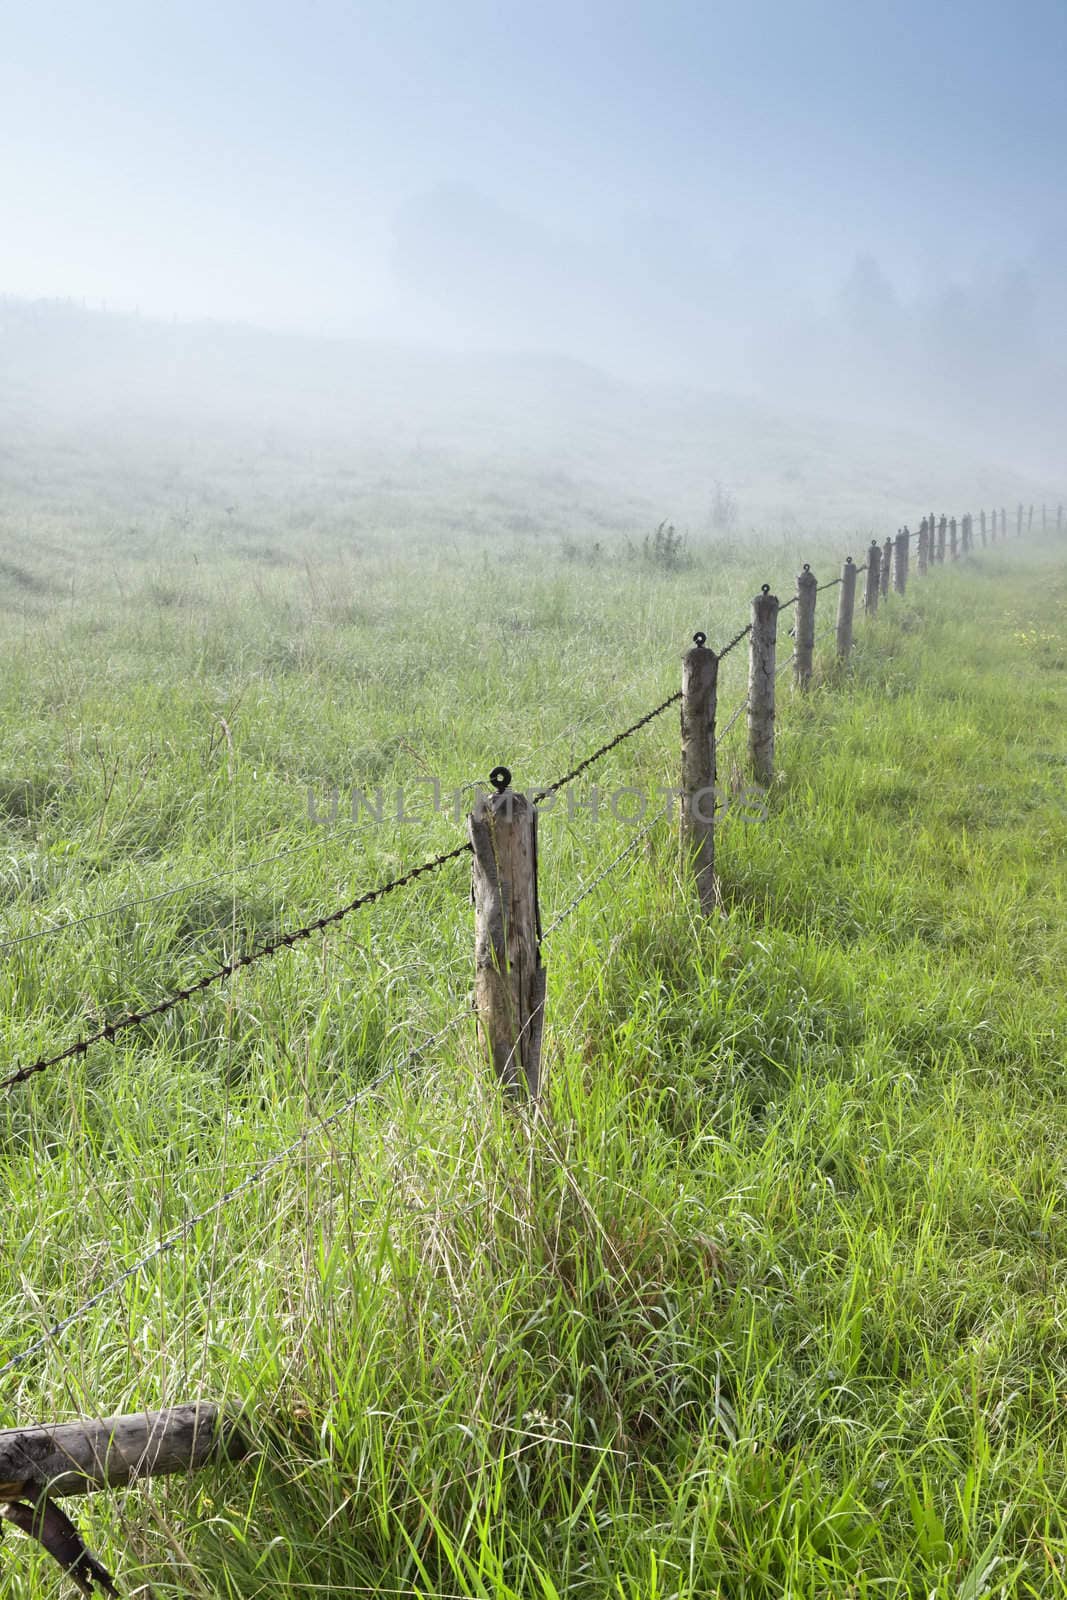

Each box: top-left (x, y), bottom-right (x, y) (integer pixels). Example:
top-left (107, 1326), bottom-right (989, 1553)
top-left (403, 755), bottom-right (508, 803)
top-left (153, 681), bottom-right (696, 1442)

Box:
top-left (681, 632), bottom-right (718, 916)
top-left (864, 540), bottom-right (881, 615)
top-left (794, 563), bottom-right (817, 688)
top-left (1028, 504), bottom-right (1034, 534)
top-left (1000, 507), bottom-right (1006, 539)
top-left (894, 528), bottom-right (909, 594)
top-left (990, 507), bottom-right (997, 544)
top-left (0, 1407), bottom-right (244, 1499)
top-left (980, 509), bottom-right (987, 545)
top-left (880, 536), bottom-right (892, 597)
top-left (937, 515), bottom-right (947, 562)
top-left (836, 556), bottom-right (858, 659)
top-left (747, 584), bottom-right (778, 787)
top-left (0, 1405), bottom-right (246, 1590)
top-left (949, 517), bottom-right (958, 560)
top-left (469, 770), bottom-right (545, 1100)
top-left (917, 518), bottom-right (929, 575)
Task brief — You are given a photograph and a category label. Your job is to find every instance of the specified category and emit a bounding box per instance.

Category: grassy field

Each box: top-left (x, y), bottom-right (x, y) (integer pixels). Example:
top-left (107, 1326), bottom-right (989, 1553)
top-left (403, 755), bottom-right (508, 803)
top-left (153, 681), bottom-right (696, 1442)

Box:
top-left (1, 505), bottom-right (1066, 1597)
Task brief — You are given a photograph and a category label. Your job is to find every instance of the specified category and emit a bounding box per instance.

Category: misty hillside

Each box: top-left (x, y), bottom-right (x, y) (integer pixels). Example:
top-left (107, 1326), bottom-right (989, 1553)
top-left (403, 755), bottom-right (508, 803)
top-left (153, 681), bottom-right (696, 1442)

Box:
top-left (0, 298), bottom-right (1057, 561)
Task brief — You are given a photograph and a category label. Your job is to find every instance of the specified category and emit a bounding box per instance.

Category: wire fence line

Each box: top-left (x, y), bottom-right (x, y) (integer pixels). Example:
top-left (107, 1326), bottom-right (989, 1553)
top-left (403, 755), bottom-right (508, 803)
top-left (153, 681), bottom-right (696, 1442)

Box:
top-left (2, 515), bottom-right (992, 1097)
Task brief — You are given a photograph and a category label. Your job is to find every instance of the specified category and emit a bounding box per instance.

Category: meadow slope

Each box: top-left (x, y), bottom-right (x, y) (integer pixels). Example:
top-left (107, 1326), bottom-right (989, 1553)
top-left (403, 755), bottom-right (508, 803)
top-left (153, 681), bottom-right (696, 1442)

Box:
top-left (1, 532), bottom-right (1066, 1597)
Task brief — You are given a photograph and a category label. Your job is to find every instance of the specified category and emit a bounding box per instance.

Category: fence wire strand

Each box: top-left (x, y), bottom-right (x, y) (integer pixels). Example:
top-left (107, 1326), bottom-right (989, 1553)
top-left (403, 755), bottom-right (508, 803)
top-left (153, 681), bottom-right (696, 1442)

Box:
top-left (0, 1009), bottom-right (470, 1377)
top-left (3, 843), bottom-right (472, 1091)
top-left (532, 690), bottom-right (682, 804)
top-left (715, 621), bottom-right (751, 659)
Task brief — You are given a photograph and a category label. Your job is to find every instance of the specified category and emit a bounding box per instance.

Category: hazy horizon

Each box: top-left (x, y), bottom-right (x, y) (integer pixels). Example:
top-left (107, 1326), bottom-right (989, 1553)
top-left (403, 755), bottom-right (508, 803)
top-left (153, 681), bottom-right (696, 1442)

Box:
top-left (4, 0), bottom-right (1067, 477)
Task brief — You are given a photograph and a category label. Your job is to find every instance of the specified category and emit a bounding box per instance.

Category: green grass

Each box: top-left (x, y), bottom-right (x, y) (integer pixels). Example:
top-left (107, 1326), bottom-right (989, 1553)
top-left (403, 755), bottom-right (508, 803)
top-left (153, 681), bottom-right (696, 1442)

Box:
top-left (1, 526), bottom-right (1066, 1597)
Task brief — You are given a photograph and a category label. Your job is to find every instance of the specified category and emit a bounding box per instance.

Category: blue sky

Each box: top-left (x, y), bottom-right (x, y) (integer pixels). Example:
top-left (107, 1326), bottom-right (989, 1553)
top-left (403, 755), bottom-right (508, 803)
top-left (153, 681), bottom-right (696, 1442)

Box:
top-left (3, 0), bottom-right (1065, 382)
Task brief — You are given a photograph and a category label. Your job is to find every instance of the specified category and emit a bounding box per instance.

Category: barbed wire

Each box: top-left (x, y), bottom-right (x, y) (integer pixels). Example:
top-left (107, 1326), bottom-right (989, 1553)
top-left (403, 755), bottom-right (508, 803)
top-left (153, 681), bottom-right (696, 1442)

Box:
top-left (2, 843), bottom-right (472, 1091)
top-left (532, 690), bottom-right (682, 804)
top-left (0, 1008), bottom-right (471, 1377)
top-left (715, 620), bottom-right (751, 659)
top-left (778, 594), bottom-right (798, 612)
top-left (816, 575), bottom-right (843, 593)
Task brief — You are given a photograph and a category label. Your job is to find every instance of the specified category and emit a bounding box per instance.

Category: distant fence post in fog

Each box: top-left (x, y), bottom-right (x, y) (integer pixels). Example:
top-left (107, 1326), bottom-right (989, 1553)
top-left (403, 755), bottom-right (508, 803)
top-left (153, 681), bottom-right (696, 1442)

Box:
top-left (949, 517), bottom-right (958, 560)
top-left (1059, 504), bottom-right (1064, 534)
top-left (681, 632), bottom-right (718, 916)
top-left (880, 536), bottom-right (892, 598)
top-left (468, 774), bottom-right (545, 1101)
top-left (864, 540), bottom-right (881, 615)
top-left (980, 510), bottom-right (987, 546)
top-left (748, 585), bottom-right (779, 786)
top-left (794, 564), bottom-right (817, 688)
top-left (937, 515), bottom-right (947, 563)
top-left (1028, 504), bottom-right (1033, 534)
top-left (1017, 503), bottom-right (1023, 538)
top-left (1000, 507), bottom-right (1007, 539)
top-left (894, 528), bottom-right (909, 594)
top-left (918, 518), bottom-right (930, 574)
top-left (836, 556), bottom-right (857, 658)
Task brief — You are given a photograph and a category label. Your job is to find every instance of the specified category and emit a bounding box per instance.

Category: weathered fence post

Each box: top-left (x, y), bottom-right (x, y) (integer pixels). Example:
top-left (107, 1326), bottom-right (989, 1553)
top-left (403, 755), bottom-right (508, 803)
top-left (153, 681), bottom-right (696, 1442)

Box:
top-left (965, 513), bottom-right (974, 553)
top-left (794, 563), bottom-right (817, 688)
top-left (0, 1407), bottom-right (245, 1499)
top-left (937, 515), bottom-right (947, 563)
top-left (894, 528), bottom-right (909, 594)
top-left (917, 518), bottom-right (929, 575)
top-left (1028, 504), bottom-right (1033, 533)
top-left (681, 632), bottom-right (718, 916)
top-left (1000, 507), bottom-right (1006, 539)
top-left (469, 770), bottom-right (545, 1100)
top-left (747, 584), bottom-right (778, 787)
top-left (0, 1406), bottom-right (246, 1591)
top-left (949, 517), bottom-right (958, 559)
top-left (880, 536), bottom-right (892, 597)
top-left (836, 556), bottom-right (857, 659)
top-left (980, 509), bottom-right (987, 545)
top-left (990, 507), bottom-right (997, 544)
top-left (864, 540), bottom-right (881, 615)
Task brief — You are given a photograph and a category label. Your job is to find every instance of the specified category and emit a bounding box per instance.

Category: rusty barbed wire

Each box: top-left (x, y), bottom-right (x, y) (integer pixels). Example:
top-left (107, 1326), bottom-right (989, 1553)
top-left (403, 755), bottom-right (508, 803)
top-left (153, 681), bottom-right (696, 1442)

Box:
top-left (715, 620), bottom-right (752, 659)
top-left (532, 691), bottom-right (682, 804)
top-left (3, 843), bottom-right (472, 1091)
